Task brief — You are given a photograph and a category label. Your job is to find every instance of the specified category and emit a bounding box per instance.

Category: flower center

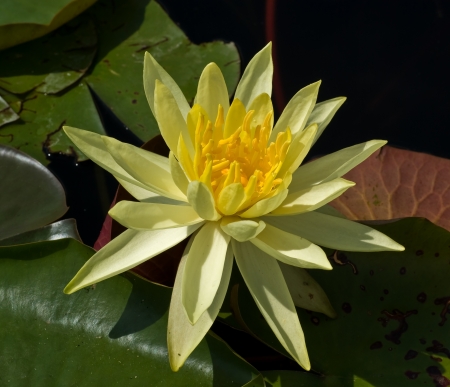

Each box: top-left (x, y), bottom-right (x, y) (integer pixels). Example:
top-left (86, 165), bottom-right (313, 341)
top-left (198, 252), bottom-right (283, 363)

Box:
top-left (193, 104), bottom-right (291, 213)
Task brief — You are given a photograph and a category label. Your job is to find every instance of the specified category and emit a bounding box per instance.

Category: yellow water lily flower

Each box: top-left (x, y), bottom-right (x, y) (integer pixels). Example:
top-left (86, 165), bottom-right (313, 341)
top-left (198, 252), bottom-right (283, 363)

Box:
top-left (63, 43), bottom-right (404, 372)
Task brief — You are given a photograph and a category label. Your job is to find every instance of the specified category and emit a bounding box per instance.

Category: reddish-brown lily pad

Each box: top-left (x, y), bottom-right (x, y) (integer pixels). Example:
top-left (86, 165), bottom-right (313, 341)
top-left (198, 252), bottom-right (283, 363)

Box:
top-left (330, 145), bottom-right (450, 230)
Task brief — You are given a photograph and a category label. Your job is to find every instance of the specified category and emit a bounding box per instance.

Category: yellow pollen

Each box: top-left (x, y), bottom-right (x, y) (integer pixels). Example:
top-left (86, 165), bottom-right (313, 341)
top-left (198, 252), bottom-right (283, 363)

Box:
top-left (191, 104), bottom-right (291, 214)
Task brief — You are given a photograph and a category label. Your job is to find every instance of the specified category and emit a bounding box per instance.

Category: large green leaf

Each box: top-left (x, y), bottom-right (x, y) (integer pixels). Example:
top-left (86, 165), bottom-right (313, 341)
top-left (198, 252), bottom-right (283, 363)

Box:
top-left (0, 0), bottom-right (240, 164)
top-left (0, 0), bottom-right (97, 50)
top-left (0, 219), bottom-right (80, 246)
top-left (0, 17), bottom-right (97, 95)
top-left (0, 144), bottom-right (67, 240)
top-left (0, 238), bottom-right (263, 386)
top-left (223, 218), bottom-right (450, 386)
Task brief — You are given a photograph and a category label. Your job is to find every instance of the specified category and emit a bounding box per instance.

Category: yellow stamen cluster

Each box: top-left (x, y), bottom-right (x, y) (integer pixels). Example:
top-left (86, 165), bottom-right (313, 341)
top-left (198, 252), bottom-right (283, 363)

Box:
top-left (193, 104), bottom-right (292, 213)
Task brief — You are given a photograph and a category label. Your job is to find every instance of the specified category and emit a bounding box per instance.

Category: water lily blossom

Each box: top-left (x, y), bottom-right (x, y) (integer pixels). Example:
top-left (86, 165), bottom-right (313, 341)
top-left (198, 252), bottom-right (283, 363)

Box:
top-left (63, 43), bottom-right (404, 372)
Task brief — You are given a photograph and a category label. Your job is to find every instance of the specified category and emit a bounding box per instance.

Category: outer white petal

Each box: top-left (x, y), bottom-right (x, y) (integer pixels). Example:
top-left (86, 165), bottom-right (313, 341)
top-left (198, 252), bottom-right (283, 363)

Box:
top-left (143, 51), bottom-right (190, 119)
top-left (279, 262), bottom-right (337, 318)
top-left (102, 136), bottom-right (186, 201)
top-left (264, 211), bottom-right (405, 252)
top-left (290, 140), bottom-right (387, 192)
top-left (64, 224), bottom-right (203, 294)
top-left (250, 224), bottom-right (331, 270)
top-left (196, 63), bottom-right (230, 121)
top-left (313, 204), bottom-right (347, 219)
top-left (234, 42), bottom-right (273, 108)
top-left (63, 127), bottom-right (148, 191)
top-left (270, 81), bottom-right (321, 141)
top-left (232, 240), bottom-right (310, 370)
top-left (181, 222), bottom-right (230, 324)
top-left (270, 178), bottom-right (355, 216)
top-left (109, 201), bottom-right (204, 230)
top-left (307, 97), bottom-right (346, 145)
top-left (168, 239), bottom-right (233, 371)
top-left (154, 80), bottom-right (194, 158)
top-left (220, 216), bottom-right (266, 242)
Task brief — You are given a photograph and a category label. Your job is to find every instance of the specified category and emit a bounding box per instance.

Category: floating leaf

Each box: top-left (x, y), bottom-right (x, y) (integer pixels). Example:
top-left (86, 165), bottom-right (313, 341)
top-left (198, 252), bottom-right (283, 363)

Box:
top-left (0, 0), bottom-right (97, 50)
top-left (224, 218), bottom-right (450, 386)
top-left (0, 95), bottom-right (19, 127)
top-left (330, 146), bottom-right (450, 231)
top-left (0, 82), bottom-right (105, 163)
top-left (0, 144), bottom-right (67, 240)
top-left (0, 219), bottom-right (80, 246)
top-left (0, 18), bottom-right (97, 95)
top-left (0, 238), bottom-right (263, 386)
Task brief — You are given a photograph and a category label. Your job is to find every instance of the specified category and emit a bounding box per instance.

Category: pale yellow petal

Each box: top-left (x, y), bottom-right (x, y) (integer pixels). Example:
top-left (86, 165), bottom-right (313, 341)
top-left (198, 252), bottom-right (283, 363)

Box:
top-left (169, 152), bottom-right (189, 194)
top-left (234, 42), bottom-right (273, 108)
top-left (102, 136), bottom-right (186, 201)
top-left (264, 211), bottom-right (405, 252)
top-left (181, 222), bottom-right (230, 324)
top-left (218, 182), bottom-right (245, 215)
top-left (109, 201), bottom-right (204, 230)
top-left (223, 98), bottom-right (246, 138)
top-left (143, 51), bottom-right (190, 119)
top-left (248, 93), bottom-right (274, 132)
top-left (63, 127), bottom-right (147, 191)
top-left (276, 124), bottom-right (317, 179)
top-left (168, 239), bottom-right (233, 371)
top-left (307, 97), bottom-right (346, 145)
top-left (177, 134), bottom-right (197, 181)
top-left (187, 181), bottom-right (221, 221)
top-left (196, 63), bottom-right (230, 122)
top-left (232, 240), bottom-right (310, 370)
top-left (116, 178), bottom-right (160, 202)
top-left (290, 140), bottom-right (387, 192)
top-left (64, 224), bottom-right (203, 294)
top-left (270, 178), bottom-right (355, 216)
top-left (187, 104), bottom-right (209, 144)
top-left (220, 216), bottom-right (266, 242)
top-left (154, 80), bottom-right (194, 158)
top-left (279, 262), bottom-right (336, 318)
top-left (240, 189), bottom-right (288, 218)
top-left (270, 81), bottom-right (321, 141)
top-left (313, 204), bottom-right (346, 219)
top-left (250, 224), bottom-right (331, 270)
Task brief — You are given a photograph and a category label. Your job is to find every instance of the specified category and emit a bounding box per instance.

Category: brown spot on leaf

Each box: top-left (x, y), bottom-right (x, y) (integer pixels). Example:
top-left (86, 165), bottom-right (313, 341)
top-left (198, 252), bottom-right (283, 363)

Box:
top-left (382, 309), bottom-right (418, 345)
top-left (434, 297), bottom-right (450, 326)
top-left (400, 267), bottom-right (406, 275)
top-left (426, 366), bottom-right (450, 386)
top-left (404, 350), bottom-right (418, 360)
top-left (417, 292), bottom-right (427, 303)
top-left (132, 99), bottom-right (137, 104)
top-left (405, 371), bottom-right (420, 380)
top-left (342, 303), bottom-right (352, 313)
top-left (330, 251), bottom-right (358, 274)
top-left (426, 340), bottom-right (450, 358)
top-left (370, 341), bottom-right (383, 350)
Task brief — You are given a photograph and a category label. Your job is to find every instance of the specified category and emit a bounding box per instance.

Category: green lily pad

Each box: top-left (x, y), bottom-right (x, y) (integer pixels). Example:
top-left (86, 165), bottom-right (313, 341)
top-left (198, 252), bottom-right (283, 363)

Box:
top-left (0, 144), bottom-right (67, 240)
top-left (0, 0), bottom-right (97, 51)
top-left (85, 0), bottom-right (240, 141)
top-left (0, 81), bottom-right (105, 163)
top-left (0, 95), bottom-right (19, 127)
top-left (0, 0), bottom-right (240, 165)
top-left (0, 18), bottom-right (97, 95)
top-left (224, 218), bottom-right (450, 386)
top-left (0, 238), bottom-right (263, 386)
top-left (0, 219), bottom-right (80, 246)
